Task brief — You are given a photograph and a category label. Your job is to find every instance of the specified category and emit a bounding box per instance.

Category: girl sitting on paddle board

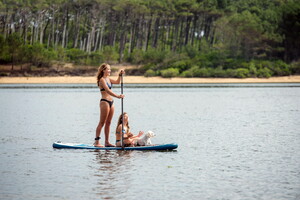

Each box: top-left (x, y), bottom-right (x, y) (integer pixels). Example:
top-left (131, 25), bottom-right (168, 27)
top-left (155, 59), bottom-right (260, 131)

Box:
top-left (115, 113), bottom-right (144, 147)
top-left (94, 63), bottom-right (125, 147)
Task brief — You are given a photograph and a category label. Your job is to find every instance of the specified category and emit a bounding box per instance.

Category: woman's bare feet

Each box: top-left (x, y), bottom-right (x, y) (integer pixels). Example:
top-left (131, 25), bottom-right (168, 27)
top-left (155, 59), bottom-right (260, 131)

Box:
top-left (94, 140), bottom-right (104, 147)
top-left (105, 143), bottom-right (116, 147)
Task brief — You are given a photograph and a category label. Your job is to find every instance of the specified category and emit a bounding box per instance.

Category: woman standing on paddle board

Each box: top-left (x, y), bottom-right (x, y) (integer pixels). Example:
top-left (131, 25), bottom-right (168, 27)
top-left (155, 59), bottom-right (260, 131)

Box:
top-left (94, 63), bottom-right (125, 147)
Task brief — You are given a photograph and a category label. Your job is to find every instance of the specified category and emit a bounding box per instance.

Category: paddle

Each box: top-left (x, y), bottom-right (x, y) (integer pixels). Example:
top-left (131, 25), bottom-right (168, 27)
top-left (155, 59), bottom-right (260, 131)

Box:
top-left (121, 73), bottom-right (125, 149)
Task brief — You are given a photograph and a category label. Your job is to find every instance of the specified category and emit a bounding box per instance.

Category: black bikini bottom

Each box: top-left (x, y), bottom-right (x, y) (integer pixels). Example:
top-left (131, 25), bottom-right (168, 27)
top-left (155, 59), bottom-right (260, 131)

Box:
top-left (100, 99), bottom-right (114, 108)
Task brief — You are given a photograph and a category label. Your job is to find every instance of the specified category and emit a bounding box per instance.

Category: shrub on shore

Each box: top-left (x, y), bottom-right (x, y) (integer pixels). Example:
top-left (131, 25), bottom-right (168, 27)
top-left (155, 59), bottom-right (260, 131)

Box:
top-left (161, 68), bottom-right (179, 78)
top-left (144, 69), bottom-right (156, 77)
top-left (141, 50), bottom-right (297, 78)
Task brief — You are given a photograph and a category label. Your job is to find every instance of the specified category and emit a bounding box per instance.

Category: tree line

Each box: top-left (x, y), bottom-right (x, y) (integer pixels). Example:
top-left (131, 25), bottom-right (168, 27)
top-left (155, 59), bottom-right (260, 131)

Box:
top-left (0, 0), bottom-right (299, 78)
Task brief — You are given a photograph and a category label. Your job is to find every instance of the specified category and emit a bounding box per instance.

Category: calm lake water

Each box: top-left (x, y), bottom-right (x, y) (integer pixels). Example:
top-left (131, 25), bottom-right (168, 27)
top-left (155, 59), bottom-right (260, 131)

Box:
top-left (0, 83), bottom-right (300, 200)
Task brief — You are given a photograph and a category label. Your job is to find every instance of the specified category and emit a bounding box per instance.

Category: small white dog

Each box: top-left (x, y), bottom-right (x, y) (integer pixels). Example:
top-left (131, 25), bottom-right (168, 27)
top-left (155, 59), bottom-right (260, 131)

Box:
top-left (137, 131), bottom-right (156, 146)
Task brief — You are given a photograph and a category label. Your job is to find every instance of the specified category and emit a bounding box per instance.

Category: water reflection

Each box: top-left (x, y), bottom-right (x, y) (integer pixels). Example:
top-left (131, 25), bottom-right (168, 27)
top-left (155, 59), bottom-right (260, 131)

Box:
top-left (92, 150), bottom-right (134, 199)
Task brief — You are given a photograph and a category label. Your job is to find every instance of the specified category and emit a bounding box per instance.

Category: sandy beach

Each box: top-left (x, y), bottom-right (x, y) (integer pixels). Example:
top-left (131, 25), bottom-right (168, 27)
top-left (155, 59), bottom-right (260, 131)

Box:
top-left (0, 75), bottom-right (300, 84)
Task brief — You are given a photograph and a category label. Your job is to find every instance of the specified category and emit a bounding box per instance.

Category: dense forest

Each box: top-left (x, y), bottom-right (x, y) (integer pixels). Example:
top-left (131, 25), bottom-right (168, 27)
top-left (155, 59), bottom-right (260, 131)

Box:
top-left (0, 0), bottom-right (300, 78)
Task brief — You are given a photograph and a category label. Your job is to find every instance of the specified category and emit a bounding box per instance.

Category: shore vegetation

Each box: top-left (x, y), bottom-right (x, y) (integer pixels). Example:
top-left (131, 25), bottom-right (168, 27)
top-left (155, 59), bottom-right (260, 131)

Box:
top-left (0, 0), bottom-right (299, 78)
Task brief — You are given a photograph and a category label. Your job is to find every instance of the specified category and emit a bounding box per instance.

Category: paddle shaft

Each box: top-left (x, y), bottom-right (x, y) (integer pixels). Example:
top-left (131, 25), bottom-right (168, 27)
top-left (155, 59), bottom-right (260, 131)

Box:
top-left (121, 74), bottom-right (124, 149)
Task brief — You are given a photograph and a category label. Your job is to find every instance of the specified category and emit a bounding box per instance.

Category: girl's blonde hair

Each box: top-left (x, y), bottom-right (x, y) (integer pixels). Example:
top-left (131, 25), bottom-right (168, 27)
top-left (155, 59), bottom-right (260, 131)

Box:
top-left (116, 112), bottom-right (130, 133)
top-left (96, 63), bottom-right (109, 86)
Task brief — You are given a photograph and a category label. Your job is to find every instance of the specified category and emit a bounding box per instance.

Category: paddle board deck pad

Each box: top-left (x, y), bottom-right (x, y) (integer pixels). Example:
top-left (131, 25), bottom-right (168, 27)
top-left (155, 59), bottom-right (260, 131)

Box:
top-left (53, 141), bottom-right (178, 151)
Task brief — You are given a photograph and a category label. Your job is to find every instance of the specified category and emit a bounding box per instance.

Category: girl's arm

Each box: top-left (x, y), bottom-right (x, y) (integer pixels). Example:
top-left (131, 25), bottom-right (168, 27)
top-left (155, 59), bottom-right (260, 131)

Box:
top-left (124, 133), bottom-right (133, 139)
top-left (99, 78), bottom-right (123, 98)
top-left (116, 125), bottom-right (122, 140)
top-left (128, 131), bottom-right (143, 139)
top-left (137, 131), bottom-right (144, 137)
top-left (110, 69), bottom-right (125, 84)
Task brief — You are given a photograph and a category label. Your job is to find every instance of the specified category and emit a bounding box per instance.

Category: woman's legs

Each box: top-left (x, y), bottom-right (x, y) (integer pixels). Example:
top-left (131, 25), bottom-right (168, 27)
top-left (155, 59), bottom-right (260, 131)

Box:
top-left (104, 105), bottom-right (115, 147)
top-left (94, 101), bottom-right (109, 147)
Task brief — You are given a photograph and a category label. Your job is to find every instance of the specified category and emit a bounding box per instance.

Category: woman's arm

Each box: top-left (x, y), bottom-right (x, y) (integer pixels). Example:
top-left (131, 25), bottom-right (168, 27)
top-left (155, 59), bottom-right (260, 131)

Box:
top-left (110, 69), bottom-right (125, 84)
top-left (99, 78), bottom-right (123, 98)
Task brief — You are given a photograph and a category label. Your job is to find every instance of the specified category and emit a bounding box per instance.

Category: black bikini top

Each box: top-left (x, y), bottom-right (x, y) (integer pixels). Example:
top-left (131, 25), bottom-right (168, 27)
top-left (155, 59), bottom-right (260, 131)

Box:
top-left (100, 79), bottom-right (112, 91)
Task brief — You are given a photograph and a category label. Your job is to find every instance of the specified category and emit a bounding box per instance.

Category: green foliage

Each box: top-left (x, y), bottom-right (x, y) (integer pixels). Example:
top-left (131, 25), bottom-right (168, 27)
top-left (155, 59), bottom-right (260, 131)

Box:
top-left (142, 48), bottom-right (167, 64)
top-left (128, 49), bottom-right (143, 64)
top-left (196, 68), bottom-right (212, 77)
top-left (180, 70), bottom-right (193, 78)
top-left (29, 43), bottom-right (57, 67)
top-left (271, 60), bottom-right (291, 76)
top-left (257, 67), bottom-right (272, 78)
top-left (181, 66), bottom-right (199, 77)
top-left (6, 33), bottom-right (23, 53)
top-left (6, 33), bottom-right (23, 67)
top-left (66, 49), bottom-right (104, 66)
top-left (211, 66), bottom-right (226, 77)
top-left (88, 52), bottom-right (104, 66)
top-left (194, 49), bottom-right (226, 68)
top-left (0, 35), bottom-right (8, 62)
top-left (169, 60), bottom-right (192, 73)
top-left (248, 62), bottom-right (257, 77)
top-left (279, 1), bottom-right (300, 62)
top-left (159, 52), bottom-right (190, 70)
top-left (225, 69), bottom-right (237, 77)
top-left (290, 61), bottom-right (300, 74)
top-left (183, 45), bottom-right (198, 59)
top-left (133, 44), bottom-right (295, 78)
top-left (0, 34), bottom-right (4, 47)
top-left (0, 0), bottom-right (298, 78)
top-left (66, 48), bottom-right (87, 65)
top-left (181, 66), bottom-right (213, 78)
top-left (160, 68), bottom-right (179, 78)
top-left (127, 45), bottom-right (167, 66)
top-left (235, 68), bottom-right (250, 78)
top-left (102, 46), bottom-right (119, 64)
top-left (30, 44), bottom-right (43, 66)
top-left (144, 69), bottom-right (156, 77)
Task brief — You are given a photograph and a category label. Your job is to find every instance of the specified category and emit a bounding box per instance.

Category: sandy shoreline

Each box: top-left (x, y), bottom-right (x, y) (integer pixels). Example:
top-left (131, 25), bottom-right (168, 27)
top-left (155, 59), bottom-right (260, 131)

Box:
top-left (1, 75), bottom-right (300, 84)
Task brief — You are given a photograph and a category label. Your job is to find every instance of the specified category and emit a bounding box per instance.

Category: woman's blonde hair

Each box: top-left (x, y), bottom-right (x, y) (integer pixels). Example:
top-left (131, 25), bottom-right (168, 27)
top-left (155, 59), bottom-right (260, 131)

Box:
top-left (116, 112), bottom-right (130, 133)
top-left (96, 63), bottom-right (109, 86)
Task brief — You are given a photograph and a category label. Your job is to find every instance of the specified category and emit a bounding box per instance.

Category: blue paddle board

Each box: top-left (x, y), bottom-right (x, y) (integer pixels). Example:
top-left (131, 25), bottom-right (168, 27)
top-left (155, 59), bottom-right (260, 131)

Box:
top-left (53, 141), bottom-right (178, 151)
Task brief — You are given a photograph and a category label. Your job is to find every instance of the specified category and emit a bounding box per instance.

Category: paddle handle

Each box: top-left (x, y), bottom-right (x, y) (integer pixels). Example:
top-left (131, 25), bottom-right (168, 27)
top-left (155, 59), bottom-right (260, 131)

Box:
top-left (121, 74), bottom-right (124, 149)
